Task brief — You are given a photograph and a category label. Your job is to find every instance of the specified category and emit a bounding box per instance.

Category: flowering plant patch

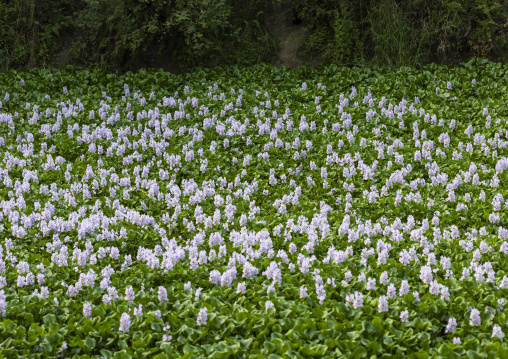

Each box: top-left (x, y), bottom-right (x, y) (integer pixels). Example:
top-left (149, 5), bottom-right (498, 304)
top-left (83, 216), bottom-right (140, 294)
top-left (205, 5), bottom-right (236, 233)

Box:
top-left (0, 60), bottom-right (507, 357)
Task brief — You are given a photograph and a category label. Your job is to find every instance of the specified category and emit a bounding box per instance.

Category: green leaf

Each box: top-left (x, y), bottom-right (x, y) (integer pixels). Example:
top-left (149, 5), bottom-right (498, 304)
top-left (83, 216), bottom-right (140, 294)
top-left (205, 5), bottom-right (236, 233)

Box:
top-left (113, 350), bottom-right (133, 359)
top-left (43, 314), bottom-right (56, 326)
top-left (84, 336), bottom-right (96, 350)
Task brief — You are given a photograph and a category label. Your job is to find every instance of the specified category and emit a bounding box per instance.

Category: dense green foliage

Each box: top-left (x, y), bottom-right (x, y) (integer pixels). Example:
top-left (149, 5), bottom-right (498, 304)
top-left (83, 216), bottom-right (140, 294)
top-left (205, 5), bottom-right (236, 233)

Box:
top-left (0, 0), bottom-right (507, 72)
top-left (0, 0), bottom-right (276, 72)
top-left (0, 60), bottom-right (508, 357)
top-left (297, 0), bottom-right (508, 67)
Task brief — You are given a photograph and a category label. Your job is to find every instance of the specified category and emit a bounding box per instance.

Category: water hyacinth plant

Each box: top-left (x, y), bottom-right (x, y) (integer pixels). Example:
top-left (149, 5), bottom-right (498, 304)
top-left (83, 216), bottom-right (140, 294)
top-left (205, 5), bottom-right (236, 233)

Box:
top-left (0, 59), bottom-right (507, 357)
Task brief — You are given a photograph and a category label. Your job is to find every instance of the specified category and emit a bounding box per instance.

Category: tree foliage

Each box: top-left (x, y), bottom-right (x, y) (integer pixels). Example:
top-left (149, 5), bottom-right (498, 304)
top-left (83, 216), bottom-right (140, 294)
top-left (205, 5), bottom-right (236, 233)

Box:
top-left (0, 0), bottom-right (506, 72)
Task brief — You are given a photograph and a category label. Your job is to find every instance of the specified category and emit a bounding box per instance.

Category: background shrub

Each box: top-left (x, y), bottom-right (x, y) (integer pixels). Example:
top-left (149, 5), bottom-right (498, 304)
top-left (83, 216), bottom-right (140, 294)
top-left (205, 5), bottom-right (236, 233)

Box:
top-left (0, 0), bottom-right (506, 72)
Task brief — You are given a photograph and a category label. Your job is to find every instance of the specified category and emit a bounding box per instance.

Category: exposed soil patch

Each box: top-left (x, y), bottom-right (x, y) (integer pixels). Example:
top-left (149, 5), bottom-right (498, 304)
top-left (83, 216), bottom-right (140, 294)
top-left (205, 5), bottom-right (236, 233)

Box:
top-left (269, 2), bottom-right (309, 69)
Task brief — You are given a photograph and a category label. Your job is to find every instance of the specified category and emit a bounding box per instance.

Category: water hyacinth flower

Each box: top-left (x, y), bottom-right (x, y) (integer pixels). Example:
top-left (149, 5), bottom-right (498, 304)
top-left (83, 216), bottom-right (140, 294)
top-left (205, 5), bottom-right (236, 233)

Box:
top-left (125, 286), bottom-right (135, 302)
top-left (379, 272), bottom-right (389, 286)
top-left (399, 280), bottom-right (409, 296)
top-left (492, 325), bottom-right (503, 341)
top-left (162, 325), bottom-right (172, 341)
top-left (346, 291), bottom-right (364, 309)
top-left (378, 295), bottom-right (388, 313)
top-left (195, 287), bottom-right (202, 301)
top-left (453, 337), bottom-right (461, 345)
top-left (83, 302), bottom-right (92, 319)
top-left (197, 308), bottom-right (208, 326)
top-left (300, 286), bottom-right (308, 298)
top-left (119, 312), bottom-right (131, 333)
top-left (315, 282), bottom-right (326, 304)
top-left (387, 283), bottom-right (396, 298)
top-left (158, 286), bottom-right (168, 302)
top-left (445, 317), bottom-right (457, 333)
top-left (400, 310), bottom-right (409, 323)
top-left (497, 299), bottom-right (505, 312)
top-left (366, 277), bottom-right (377, 290)
top-left (499, 276), bottom-right (508, 289)
top-left (469, 308), bottom-right (481, 327)
top-left (133, 304), bottom-right (143, 316)
top-left (237, 282), bottom-right (246, 294)
top-left (420, 265), bottom-right (433, 284)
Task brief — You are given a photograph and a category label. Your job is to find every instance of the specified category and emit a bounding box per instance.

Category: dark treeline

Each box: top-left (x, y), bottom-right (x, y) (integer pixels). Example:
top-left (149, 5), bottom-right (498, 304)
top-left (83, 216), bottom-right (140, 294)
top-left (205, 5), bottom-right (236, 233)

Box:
top-left (0, 0), bottom-right (507, 73)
